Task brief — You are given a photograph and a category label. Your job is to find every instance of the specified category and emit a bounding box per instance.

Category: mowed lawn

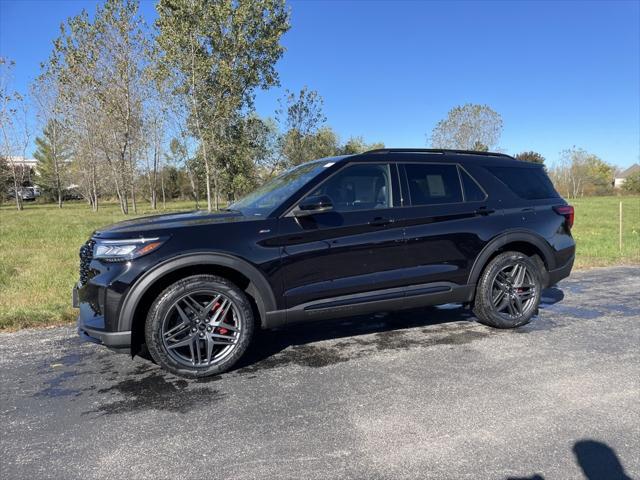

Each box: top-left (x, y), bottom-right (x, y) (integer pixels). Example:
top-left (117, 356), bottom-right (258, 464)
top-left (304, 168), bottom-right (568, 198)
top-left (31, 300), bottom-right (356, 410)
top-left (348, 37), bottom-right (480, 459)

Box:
top-left (1, 196), bottom-right (639, 330)
top-left (0, 200), bottom-right (200, 330)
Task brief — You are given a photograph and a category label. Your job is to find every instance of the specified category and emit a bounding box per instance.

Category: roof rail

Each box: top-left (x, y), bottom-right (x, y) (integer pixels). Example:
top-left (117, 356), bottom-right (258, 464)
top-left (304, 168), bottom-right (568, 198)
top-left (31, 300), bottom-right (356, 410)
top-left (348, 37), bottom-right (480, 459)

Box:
top-left (365, 148), bottom-right (514, 159)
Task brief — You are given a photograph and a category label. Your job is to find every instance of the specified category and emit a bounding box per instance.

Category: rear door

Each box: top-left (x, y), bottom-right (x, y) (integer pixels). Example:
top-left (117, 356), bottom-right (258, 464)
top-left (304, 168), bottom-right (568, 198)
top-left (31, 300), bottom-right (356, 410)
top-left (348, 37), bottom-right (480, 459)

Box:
top-left (391, 162), bottom-right (493, 288)
top-left (277, 162), bottom-right (405, 308)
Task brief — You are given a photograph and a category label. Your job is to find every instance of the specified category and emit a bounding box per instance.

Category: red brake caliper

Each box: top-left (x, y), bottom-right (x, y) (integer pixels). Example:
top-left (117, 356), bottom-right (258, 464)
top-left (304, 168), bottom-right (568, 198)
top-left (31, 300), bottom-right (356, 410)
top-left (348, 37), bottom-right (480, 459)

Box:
top-left (210, 302), bottom-right (229, 335)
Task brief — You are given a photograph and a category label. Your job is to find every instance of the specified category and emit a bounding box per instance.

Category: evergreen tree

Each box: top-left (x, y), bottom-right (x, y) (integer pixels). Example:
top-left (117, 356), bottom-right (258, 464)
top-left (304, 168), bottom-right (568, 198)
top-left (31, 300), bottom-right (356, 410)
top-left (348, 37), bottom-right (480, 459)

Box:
top-left (34, 120), bottom-right (71, 207)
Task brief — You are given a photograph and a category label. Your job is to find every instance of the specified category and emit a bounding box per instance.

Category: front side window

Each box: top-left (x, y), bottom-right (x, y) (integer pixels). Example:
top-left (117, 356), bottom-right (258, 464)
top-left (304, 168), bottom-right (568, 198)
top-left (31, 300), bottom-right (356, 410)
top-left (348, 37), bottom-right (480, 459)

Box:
top-left (308, 163), bottom-right (392, 212)
top-left (404, 163), bottom-right (463, 206)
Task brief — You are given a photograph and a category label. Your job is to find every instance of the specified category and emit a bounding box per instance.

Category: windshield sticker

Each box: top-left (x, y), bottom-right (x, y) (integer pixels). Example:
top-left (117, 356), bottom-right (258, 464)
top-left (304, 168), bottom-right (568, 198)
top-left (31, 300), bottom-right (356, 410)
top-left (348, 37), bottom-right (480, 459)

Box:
top-left (323, 162), bottom-right (335, 168)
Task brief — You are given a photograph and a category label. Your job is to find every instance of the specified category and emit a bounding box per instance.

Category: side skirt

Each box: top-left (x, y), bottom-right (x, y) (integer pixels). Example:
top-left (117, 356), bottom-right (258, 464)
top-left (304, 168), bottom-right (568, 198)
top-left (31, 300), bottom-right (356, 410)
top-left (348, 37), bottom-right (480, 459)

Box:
top-left (264, 282), bottom-right (475, 329)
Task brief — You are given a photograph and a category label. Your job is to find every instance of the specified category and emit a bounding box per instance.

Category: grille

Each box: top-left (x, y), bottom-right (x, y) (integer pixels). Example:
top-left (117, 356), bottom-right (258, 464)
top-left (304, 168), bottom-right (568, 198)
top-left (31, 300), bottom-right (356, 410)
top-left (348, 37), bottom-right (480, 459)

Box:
top-left (79, 239), bottom-right (96, 285)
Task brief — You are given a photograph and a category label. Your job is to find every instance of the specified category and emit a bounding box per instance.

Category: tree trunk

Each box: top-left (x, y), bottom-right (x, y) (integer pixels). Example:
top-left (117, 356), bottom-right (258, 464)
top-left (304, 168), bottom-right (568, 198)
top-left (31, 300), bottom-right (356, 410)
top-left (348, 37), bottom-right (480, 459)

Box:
top-left (151, 142), bottom-right (159, 210)
top-left (91, 163), bottom-right (99, 212)
top-left (112, 171), bottom-right (128, 215)
top-left (189, 31), bottom-right (214, 212)
top-left (131, 182), bottom-right (137, 213)
top-left (52, 122), bottom-right (63, 208)
top-left (12, 174), bottom-right (23, 211)
top-left (129, 151), bottom-right (137, 214)
top-left (160, 166), bottom-right (166, 209)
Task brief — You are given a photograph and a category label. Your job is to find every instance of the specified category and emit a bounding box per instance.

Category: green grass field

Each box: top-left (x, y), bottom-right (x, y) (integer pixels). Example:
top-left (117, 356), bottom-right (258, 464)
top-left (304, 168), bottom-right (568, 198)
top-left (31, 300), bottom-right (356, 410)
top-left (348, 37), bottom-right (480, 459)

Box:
top-left (1, 196), bottom-right (638, 330)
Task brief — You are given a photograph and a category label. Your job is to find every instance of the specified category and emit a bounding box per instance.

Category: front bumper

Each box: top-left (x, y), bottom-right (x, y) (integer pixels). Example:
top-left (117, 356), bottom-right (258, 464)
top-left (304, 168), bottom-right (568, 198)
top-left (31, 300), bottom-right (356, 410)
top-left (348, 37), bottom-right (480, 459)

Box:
top-left (77, 321), bottom-right (131, 349)
top-left (75, 285), bottom-right (131, 350)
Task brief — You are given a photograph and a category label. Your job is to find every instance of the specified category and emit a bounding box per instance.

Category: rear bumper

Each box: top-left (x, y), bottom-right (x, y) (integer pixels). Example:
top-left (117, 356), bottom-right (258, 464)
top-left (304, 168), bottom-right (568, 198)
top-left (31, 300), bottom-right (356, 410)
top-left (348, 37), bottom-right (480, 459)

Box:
top-left (547, 254), bottom-right (575, 287)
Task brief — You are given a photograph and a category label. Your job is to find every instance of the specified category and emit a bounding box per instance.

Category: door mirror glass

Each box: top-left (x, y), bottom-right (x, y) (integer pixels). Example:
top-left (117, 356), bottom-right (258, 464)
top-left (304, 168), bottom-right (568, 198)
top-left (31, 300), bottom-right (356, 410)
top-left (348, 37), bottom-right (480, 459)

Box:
top-left (294, 195), bottom-right (334, 216)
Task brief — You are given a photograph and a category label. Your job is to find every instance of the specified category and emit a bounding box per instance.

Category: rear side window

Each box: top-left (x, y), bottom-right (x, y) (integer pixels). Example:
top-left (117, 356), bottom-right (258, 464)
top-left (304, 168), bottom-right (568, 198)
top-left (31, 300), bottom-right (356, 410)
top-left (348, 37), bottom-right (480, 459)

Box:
top-left (404, 164), bottom-right (463, 205)
top-left (488, 166), bottom-right (559, 200)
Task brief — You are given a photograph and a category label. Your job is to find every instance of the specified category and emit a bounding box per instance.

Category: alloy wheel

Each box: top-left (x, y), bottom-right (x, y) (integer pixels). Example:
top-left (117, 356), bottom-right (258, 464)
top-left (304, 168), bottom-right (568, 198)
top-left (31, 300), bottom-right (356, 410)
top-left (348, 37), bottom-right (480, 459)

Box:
top-left (161, 290), bottom-right (242, 368)
top-left (490, 262), bottom-right (537, 319)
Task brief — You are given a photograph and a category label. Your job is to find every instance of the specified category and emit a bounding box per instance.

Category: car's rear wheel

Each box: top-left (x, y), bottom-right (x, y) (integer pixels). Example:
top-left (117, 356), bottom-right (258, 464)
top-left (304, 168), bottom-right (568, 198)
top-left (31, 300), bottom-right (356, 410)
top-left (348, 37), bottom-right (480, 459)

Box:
top-left (145, 274), bottom-right (254, 378)
top-left (473, 251), bottom-right (542, 328)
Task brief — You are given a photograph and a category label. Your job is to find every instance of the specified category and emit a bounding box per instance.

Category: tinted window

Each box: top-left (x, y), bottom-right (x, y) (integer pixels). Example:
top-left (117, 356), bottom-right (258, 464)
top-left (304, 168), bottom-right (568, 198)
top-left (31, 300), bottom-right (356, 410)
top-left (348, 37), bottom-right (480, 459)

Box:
top-left (404, 164), bottom-right (462, 205)
top-left (489, 166), bottom-right (559, 199)
top-left (309, 163), bottom-right (392, 212)
top-left (460, 168), bottom-right (487, 202)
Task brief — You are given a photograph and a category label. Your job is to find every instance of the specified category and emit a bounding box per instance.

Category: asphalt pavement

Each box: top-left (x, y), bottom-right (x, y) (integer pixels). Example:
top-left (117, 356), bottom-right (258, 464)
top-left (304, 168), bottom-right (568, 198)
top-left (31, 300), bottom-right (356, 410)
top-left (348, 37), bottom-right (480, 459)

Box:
top-left (1, 266), bottom-right (639, 480)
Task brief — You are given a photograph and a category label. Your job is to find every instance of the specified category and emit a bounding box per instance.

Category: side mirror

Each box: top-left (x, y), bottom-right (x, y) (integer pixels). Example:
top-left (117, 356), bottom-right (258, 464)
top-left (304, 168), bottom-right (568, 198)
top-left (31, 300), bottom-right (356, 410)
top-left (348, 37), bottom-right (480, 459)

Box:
top-left (294, 195), bottom-right (334, 217)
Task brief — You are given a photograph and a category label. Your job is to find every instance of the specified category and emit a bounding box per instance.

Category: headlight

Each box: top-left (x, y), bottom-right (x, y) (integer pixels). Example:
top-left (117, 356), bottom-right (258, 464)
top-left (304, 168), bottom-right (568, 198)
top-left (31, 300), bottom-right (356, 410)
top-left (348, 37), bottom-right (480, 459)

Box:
top-left (93, 237), bottom-right (166, 262)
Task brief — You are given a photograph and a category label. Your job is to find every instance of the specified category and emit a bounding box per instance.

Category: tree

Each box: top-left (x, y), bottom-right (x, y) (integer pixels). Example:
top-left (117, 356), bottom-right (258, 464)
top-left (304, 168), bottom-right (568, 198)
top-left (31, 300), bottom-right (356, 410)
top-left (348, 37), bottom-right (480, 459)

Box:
top-left (550, 148), bottom-right (613, 198)
top-left (48, 11), bottom-right (102, 211)
top-left (278, 86), bottom-right (326, 167)
top-left (515, 151), bottom-right (545, 165)
top-left (306, 126), bottom-right (339, 159)
top-left (0, 155), bottom-right (11, 203)
top-left (33, 43), bottom-right (72, 208)
top-left (156, 0), bottom-right (290, 211)
top-left (34, 120), bottom-right (71, 207)
top-left (0, 57), bottom-right (31, 211)
top-left (340, 136), bottom-right (385, 155)
top-left (166, 136), bottom-right (202, 206)
top-left (621, 170), bottom-right (640, 194)
top-left (44, 0), bottom-right (151, 214)
top-left (430, 103), bottom-right (503, 151)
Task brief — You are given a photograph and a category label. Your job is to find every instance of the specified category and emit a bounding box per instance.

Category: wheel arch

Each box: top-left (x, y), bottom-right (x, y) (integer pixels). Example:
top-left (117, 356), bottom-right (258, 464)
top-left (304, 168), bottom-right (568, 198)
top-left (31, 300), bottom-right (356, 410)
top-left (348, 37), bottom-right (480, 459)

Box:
top-left (119, 253), bottom-right (276, 356)
top-left (468, 230), bottom-right (556, 287)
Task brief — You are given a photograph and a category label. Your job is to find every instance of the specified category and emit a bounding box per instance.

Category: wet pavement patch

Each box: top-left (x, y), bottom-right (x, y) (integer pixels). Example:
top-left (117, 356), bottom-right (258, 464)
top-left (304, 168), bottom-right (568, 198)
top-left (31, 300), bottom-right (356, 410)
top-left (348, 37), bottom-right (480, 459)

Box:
top-left (89, 371), bottom-right (225, 415)
top-left (35, 370), bottom-right (83, 398)
top-left (238, 344), bottom-right (353, 373)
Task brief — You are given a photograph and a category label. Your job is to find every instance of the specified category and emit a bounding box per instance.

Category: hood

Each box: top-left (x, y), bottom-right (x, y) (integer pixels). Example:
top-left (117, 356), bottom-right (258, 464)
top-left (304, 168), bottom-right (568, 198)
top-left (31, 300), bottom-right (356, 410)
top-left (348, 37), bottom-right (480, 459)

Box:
top-left (93, 209), bottom-right (251, 238)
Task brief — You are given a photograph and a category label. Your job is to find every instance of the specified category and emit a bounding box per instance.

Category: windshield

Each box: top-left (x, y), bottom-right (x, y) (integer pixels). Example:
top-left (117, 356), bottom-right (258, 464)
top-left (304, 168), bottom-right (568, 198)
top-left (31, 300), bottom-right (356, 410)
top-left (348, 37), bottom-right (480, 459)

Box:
top-left (229, 161), bottom-right (331, 217)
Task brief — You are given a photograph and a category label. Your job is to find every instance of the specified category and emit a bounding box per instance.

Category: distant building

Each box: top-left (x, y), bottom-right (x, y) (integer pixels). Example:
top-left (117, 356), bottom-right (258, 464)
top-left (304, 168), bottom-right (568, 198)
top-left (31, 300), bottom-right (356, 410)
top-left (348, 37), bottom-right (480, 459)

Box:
top-left (5, 156), bottom-right (38, 172)
top-left (614, 163), bottom-right (640, 188)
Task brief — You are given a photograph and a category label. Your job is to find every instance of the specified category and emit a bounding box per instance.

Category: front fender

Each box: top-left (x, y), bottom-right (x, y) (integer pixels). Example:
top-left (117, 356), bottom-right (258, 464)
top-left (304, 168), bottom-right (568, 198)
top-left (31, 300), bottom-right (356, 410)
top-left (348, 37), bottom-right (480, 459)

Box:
top-left (117, 252), bottom-right (277, 331)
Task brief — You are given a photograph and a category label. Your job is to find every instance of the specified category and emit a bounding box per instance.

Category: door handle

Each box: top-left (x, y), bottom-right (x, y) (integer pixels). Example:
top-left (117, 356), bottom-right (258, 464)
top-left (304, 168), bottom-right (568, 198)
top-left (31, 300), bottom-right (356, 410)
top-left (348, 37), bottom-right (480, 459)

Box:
top-left (474, 207), bottom-right (495, 216)
top-left (369, 217), bottom-right (394, 227)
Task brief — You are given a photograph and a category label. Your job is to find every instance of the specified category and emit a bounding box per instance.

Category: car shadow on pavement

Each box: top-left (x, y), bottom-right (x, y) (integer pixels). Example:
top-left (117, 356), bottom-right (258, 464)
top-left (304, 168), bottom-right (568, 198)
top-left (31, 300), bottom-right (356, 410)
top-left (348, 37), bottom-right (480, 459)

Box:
top-left (506, 439), bottom-right (634, 480)
top-left (229, 286), bottom-right (567, 375)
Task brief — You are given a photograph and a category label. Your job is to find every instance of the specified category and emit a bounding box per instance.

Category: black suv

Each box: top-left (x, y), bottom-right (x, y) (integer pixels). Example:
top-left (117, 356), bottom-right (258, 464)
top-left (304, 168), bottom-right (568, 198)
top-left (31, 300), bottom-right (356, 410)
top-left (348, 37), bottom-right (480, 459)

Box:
top-left (75, 149), bottom-right (575, 377)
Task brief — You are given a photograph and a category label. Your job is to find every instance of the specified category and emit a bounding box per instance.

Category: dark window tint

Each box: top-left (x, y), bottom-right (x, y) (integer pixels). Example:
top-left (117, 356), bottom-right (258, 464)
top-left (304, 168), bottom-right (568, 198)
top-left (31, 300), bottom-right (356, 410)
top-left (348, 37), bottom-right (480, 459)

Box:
top-left (404, 164), bottom-right (462, 205)
top-left (488, 166), bottom-right (559, 200)
top-left (310, 164), bottom-right (391, 212)
top-left (460, 168), bottom-right (487, 202)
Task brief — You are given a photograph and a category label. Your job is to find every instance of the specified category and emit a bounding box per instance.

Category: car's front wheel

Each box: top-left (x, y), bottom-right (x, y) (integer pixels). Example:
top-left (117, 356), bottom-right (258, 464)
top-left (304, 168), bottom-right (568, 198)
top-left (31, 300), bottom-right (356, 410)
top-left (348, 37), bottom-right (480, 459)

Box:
top-left (145, 274), bottom-right (254, 378)
top-left (473, 251), bottom-right (542, 328)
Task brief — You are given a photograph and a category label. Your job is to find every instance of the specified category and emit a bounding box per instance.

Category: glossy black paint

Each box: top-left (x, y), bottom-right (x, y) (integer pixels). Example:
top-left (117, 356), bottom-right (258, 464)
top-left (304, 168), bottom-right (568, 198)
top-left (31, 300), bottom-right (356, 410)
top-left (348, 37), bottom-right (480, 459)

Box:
top-left (76, 149), bottom-right (575, 351)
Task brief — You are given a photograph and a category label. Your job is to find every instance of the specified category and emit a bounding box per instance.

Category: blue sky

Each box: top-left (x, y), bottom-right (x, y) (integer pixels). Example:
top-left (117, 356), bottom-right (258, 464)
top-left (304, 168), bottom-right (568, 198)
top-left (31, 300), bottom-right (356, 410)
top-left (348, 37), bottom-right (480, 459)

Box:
top-left (1, 0), bottom-right (639, 167)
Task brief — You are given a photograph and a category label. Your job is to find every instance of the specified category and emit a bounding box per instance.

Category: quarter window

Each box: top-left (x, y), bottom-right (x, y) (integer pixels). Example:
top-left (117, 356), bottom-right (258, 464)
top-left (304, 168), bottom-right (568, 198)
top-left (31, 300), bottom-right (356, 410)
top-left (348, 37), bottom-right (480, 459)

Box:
top-left (404, 164), bottom-right (463, 206)
top-left (308, 164), bottom-right (392, 212)
top-left (488, 166), bottom-right (559, 200)
top-left (460, 168), bottom-right (487, 202)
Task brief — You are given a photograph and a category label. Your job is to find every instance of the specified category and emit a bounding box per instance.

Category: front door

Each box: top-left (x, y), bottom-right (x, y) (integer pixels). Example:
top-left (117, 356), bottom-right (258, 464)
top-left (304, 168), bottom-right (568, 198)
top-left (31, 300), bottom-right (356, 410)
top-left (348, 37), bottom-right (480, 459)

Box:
top-left (277, 163), bottom-right (404, 309)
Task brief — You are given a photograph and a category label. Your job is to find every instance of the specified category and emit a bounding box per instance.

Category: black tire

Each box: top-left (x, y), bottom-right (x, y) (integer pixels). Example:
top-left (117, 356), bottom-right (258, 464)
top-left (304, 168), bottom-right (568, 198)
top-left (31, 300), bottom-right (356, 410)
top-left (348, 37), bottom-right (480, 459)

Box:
top-left (145, 274), bottom-right (254, 378)
top-left (473, 251), bottom-right (543, 329)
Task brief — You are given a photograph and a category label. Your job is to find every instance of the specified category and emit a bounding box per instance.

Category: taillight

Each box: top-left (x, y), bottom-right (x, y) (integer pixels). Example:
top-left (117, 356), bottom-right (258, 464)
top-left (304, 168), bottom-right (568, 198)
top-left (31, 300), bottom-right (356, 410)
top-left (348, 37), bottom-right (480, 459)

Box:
top-left (553, 205), bottom-right (574, 229)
